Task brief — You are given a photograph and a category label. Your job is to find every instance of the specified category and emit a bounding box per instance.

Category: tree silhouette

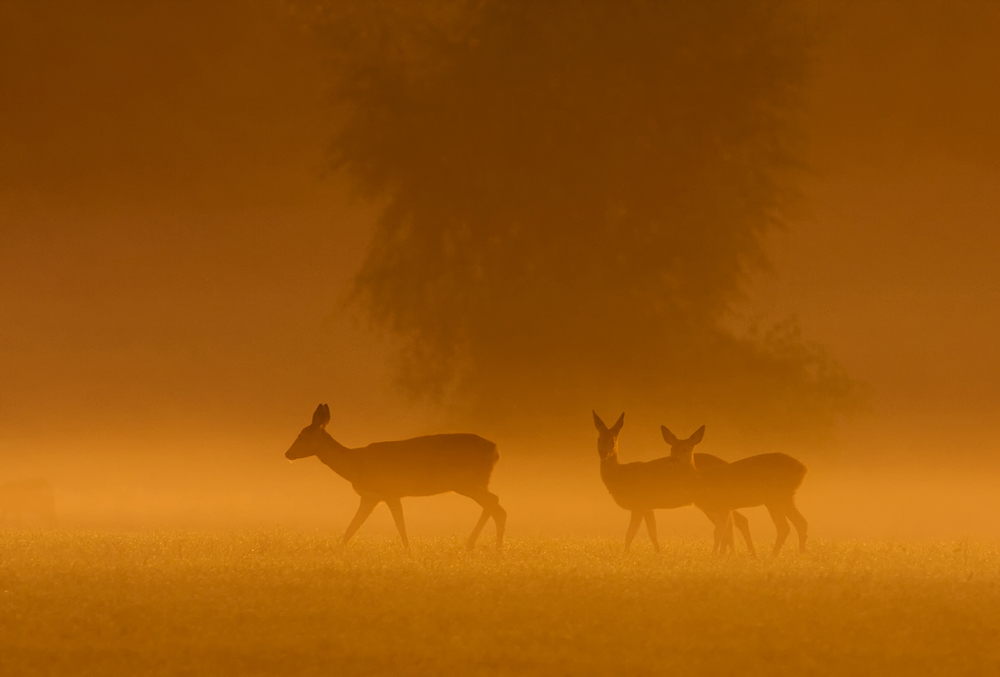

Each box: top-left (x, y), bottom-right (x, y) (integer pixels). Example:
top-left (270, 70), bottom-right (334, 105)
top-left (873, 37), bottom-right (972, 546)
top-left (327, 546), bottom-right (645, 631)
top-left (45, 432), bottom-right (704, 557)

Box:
top-left (317, 0), bottom-right (854, 429)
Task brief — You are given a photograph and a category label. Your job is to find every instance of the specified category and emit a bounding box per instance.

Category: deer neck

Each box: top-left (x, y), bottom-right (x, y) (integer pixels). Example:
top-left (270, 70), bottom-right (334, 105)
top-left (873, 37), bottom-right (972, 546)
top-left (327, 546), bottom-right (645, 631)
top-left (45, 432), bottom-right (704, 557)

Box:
top-left (599, 451), bottom-right (621, 485)
top-left (315, 435), bottom-right (357, 482)
top-left (670, 449), bottom-right (697, 470)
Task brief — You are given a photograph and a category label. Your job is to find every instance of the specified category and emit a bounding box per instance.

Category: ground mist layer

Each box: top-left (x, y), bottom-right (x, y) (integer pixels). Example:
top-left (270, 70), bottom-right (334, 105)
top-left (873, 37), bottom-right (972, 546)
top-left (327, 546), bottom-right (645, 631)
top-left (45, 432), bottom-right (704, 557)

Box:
top-left (1, 532), bottom-right (998, 676)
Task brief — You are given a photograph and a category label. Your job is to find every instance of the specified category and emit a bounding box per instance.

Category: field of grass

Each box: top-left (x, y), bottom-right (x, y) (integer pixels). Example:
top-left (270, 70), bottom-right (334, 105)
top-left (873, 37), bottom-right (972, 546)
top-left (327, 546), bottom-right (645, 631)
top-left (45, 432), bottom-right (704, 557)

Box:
top-left (1, 531), bottom-right (999, 676)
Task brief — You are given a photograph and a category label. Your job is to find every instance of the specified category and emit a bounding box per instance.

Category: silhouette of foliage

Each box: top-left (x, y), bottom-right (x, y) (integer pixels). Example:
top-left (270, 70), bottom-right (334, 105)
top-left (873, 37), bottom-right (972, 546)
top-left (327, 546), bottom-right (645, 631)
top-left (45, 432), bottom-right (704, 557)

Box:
top-left (315, 0), bottom-right (855, 427)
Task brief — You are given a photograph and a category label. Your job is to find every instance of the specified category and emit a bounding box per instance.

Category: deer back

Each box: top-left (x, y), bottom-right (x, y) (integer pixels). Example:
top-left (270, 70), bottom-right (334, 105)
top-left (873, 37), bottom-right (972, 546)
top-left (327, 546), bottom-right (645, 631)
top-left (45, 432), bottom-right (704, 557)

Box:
top-left (695, 452), bottom-right (807, 511)
top-left (350, 433), bottom-right (499, 498)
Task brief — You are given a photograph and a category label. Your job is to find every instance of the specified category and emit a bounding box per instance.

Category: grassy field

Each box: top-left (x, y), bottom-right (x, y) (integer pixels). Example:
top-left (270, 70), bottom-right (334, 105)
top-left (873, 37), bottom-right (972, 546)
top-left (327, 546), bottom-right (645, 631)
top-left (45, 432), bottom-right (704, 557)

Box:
top-left (1, 531), bottom-right (999, 676)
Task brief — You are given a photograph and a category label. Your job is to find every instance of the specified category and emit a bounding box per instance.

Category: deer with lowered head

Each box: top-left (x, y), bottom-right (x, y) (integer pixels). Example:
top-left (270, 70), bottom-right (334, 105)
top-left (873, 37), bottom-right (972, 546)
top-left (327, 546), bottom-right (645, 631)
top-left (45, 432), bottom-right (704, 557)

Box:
top-left (286, 404), bottom-right (506, 551)
top-left (661, 424), bottom-right (808, 555)
top-left (593, 411), bottom-right (752, 555)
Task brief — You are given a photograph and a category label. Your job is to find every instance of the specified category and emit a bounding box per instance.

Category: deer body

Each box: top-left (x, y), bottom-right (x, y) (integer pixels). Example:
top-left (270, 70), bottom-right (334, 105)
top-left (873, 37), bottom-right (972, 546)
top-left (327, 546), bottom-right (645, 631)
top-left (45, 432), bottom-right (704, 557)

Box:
top-left (287, 404), bottom-right (506, 551)
top-left (600, 453), bottom-right (712, 510)
top-left (694, 453), bottom-right (807, 512)
top-left (316, 434), bottom-right (498, 498)
top-left (662, 425), bottom-right (808, 555)
top-left (594, 412), bottom-right (752, 555)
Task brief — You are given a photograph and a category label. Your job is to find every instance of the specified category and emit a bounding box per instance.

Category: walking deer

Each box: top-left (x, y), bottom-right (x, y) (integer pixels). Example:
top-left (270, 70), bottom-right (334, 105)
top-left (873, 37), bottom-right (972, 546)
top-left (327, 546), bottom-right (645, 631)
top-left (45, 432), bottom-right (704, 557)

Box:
top-left (285, 404), bottom-right (506, 551)
top-left (661, 425), bottom-right (808, 555)
top-left (593, 412), bottom-right (752, 555)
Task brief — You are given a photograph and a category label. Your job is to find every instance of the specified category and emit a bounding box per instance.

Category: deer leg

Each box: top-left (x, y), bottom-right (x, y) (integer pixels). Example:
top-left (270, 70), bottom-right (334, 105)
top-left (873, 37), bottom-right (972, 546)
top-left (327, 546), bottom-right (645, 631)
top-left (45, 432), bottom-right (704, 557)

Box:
top-left (385, 497), bottom-right (409, 551)
top-left (461, 490), bottom-right (506, 551)
top-left (723, 512), bottom-right (736, 556)
top-left (492, 500), bottom-right (507, 551)
top-left (705, 512), bottom-right (722, 555)
top-left (701, 509), bottom-right (725, 554)
top-left (466, 508), bottom-right (491, 551)
top-left (782, 500), bottom-right (808, 553)
top-left (644, 510), bottom-right (660, 553)
top-left (727, 512), bottom-right (738, 554)
top-left (719, 512), bottom-right (736, 556)
top-left (766, 503), bottom-right (791, 556)
top-left (341, 496), bottom-right (379, 547)
top-left (731, 510), bottom-right (755, 557)
top-left (624, 510), bottom-right (643, 551)
top-left (714, 512), bottom-right (736, 555)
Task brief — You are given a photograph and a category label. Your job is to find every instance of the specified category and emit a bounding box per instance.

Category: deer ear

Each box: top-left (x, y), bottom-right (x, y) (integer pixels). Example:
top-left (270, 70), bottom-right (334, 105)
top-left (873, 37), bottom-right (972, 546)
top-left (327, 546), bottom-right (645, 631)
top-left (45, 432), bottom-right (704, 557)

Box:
top-left (689, 425), bottom-right (705, 445)
top-left (610, 412), bottom-right (625, 435)
top-left (661, 426), bottom-right (678, 445)
top-left (321, 404), bottom-right (331, 427)
top-left (593, 410), bottom-right (608, 433)
top-left (311, 404), bottom-right (326, 427)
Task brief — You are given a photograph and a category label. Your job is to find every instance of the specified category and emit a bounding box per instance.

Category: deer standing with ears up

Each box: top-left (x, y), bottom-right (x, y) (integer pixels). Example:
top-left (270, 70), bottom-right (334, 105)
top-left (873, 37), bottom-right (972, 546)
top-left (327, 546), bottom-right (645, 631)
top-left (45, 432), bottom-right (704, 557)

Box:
top-left (593, 411), bottom-right (752, 555)
top-left (286, 404), bottom-right (506, 551)
top-left (661, 425), bottom-right (808, 555)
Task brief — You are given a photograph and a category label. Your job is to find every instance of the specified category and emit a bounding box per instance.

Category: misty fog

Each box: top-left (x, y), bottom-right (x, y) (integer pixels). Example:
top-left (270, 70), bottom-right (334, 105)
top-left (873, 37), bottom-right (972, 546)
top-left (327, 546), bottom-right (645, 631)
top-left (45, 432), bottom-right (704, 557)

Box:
top-left (2, 0), bottom-right (1000, 541)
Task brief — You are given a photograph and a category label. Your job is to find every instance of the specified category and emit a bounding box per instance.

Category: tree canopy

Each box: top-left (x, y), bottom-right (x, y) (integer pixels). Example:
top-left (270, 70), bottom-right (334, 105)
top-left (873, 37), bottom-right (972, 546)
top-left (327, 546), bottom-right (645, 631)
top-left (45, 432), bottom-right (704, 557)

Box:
top-left (316, 0), bottom-right (855, 430)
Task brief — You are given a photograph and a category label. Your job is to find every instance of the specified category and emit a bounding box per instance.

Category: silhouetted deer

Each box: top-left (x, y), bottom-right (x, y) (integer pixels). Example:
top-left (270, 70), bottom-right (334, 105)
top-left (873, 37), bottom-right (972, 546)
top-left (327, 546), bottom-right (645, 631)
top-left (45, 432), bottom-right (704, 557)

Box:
top-left (593, 412), bottom-right (751, 554)
top-left (661, 425), bottom-right (807, 555)
top-left (286, 404), bottom-right (506, 551)
top-left (0, 479), bottom-right (55, 525)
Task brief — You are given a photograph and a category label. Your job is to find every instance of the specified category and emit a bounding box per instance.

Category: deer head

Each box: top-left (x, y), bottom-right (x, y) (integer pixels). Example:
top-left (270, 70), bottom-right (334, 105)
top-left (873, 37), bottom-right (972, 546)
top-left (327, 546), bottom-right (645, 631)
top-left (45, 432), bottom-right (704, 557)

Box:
top-left (286, 404), bottom-right (332, 460)
top-left (660, 424), bottom-right (705, 466)
top-left (592, 411), bottom-right (625, 460)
